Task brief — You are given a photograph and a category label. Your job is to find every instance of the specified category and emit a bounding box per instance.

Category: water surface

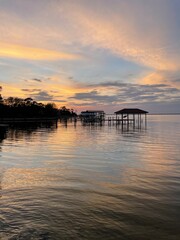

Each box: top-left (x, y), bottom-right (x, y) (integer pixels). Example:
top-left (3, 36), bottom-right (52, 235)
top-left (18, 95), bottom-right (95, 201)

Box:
top-left (0, 116), bottom-right (180, 239)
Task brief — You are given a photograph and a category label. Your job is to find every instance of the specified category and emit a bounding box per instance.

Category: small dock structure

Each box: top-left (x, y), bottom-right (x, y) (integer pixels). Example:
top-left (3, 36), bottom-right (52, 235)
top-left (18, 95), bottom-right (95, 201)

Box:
top-left (107, 108), bottom-right (148, 129)
top-left (79, 108), bottom-right (148, 129)
top-left (59, 108), bottom-right (148, 129)
top-left (80, 110), bottom-right (105, 123)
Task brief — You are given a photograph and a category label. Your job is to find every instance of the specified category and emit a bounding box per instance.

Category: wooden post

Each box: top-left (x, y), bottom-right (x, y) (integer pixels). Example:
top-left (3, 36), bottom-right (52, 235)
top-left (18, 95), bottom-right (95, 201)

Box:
top-left (127, 114), bottom-right (129, 130)
top-left (121, 114), bottom-right (123, 130)
top-left (145, 113), bottom-right (147, 129)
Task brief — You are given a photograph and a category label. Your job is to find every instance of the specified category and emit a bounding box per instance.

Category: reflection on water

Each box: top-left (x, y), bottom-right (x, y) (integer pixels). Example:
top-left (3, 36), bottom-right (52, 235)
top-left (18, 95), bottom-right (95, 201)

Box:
top-left (0, 116), bottom-right (180, 239)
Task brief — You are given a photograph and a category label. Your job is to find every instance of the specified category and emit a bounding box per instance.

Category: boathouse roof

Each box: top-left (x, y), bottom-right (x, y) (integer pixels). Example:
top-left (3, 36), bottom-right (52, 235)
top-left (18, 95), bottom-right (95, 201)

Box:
top-left (114, 108), bottom-right (148, 114)
top-left (81, 110), bottom-right (105, 114)
top-left (81, 110), bottom-right (104, 112)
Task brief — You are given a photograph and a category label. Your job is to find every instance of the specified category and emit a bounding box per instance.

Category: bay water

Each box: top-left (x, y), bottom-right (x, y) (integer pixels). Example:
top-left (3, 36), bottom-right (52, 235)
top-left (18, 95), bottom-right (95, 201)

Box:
top-left (0, 115), bottom-right (180, 239)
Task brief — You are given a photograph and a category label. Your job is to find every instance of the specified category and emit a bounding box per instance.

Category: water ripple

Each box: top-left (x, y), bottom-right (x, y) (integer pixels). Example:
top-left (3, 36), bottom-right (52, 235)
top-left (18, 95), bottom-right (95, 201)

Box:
top-left (0, 116), bottom-right (180, 239)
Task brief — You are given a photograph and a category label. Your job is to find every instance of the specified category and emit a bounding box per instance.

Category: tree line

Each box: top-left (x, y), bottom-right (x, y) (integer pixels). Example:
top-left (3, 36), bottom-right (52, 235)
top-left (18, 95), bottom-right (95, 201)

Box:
top-left (0, 91), bottom-right (77, 118)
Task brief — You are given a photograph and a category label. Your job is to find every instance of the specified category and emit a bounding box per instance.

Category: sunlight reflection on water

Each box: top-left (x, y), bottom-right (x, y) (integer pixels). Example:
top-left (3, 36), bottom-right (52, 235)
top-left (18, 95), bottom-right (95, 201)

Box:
top-left (0, 116), bottom-right (180, 239)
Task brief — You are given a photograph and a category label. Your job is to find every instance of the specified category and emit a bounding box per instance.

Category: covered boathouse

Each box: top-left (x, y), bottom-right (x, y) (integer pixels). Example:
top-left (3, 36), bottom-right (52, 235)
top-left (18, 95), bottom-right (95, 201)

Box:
top-left (80, 110), bottom-right (105, 122)
top-left (114, 108), bottom-right (148, 129)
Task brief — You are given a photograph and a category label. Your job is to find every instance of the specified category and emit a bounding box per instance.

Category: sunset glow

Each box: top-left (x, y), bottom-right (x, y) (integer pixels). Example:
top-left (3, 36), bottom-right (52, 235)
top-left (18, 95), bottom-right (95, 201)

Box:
top-left (0, 42), bottom-right (81, 61)
top-left (0, 0), bottom-right (180, 113)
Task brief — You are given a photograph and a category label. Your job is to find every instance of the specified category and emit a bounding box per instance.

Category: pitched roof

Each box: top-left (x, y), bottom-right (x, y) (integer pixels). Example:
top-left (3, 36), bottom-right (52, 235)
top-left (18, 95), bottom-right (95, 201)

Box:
top-left (114, 108), bottom-right (148, 114)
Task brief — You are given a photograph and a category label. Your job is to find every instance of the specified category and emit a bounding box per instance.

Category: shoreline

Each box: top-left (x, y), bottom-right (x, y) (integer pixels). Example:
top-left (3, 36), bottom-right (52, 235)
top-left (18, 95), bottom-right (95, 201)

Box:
top-left (0, 117), bottom-right (58, 123)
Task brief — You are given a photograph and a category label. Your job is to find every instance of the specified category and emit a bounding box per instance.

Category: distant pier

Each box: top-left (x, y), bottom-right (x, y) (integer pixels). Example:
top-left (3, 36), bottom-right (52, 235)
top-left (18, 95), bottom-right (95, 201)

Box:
top-left (79, 108), bottom-right (148, 130)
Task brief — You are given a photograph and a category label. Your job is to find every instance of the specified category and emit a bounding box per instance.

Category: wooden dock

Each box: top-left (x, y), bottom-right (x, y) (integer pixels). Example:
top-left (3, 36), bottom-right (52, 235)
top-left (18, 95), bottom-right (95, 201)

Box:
top-left (78, 113), bottom-right (147, 129)
top-left (106, 116), bottom-right (146, 130)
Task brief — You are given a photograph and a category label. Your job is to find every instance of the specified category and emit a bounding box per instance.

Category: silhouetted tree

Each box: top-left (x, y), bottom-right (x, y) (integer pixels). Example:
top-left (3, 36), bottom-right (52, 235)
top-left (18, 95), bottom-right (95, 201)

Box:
top-left (59, 106), bottom-right (77, 118)
top-left (0, 95), bottom-right (58, 118)
top-left (0, 86), bottom-right (3, 104)
top-left (0, 90), bottom-right (77, 119)
top-left (44, 103), bottom-right (58, 117)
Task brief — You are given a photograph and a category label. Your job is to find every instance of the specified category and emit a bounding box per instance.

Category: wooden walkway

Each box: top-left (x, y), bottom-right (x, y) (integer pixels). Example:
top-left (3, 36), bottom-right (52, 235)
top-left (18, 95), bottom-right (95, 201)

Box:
top-left (79, 115), bottom-right (147, 129)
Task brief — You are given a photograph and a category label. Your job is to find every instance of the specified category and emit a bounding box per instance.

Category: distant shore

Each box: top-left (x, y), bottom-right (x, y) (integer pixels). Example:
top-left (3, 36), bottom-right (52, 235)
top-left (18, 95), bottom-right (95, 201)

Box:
top-left (105, 113), bottom-right (180, 115)
top-left (148, 113), bottom-right (180, 115)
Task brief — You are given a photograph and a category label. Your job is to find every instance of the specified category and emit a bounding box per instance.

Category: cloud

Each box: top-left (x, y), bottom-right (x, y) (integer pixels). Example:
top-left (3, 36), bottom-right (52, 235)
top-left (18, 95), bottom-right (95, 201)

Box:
top-left (89, 81), bottom-right (169, 89)
top-left (32, 78), bottom-right (42, 82)
top-left (28, 90), bottom-right (54, 101)
top-left (1, 1), bottom-right (180, 80)
top-left (21, 88), bottom-right (41, 92)
top-left (1, 0), bottom-right (179, 70)
top-left (0, 0), bottom-right (180, 113)
top-left (53, 99), bottom-right (66, 103)
top-left (89, 82), bottom-right (129, 88)
top-left (23, 89), bottom-right (65, 103)
top-left (173, 79), bottom-right (180, 83)
top-left (70, 82), bottom-right (180, 105)
top-left (0, 42), bottom-right (80, 61)
top-left (58, 0), bottom-right (180, 71)
top-left (24, 79), bottom-right (42, 83)
top-left (71, 102), bottom-right (99, 107)
top-left (70, 90), bottom-right (118, 102)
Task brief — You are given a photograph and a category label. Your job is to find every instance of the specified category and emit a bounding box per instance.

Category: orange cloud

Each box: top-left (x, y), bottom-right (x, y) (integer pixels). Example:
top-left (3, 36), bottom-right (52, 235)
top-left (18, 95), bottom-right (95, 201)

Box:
top-left (60, 1), bottom-right (179, 71)
top-left (0, 42), bottom-right (80, 61)
top-left (139, 71), bottom-right (165, 85)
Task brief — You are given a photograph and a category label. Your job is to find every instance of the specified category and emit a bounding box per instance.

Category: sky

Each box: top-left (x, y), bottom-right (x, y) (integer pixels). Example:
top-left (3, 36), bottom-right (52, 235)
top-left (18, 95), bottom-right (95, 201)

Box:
top-left (0, 0), bottom-right (180, 114)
